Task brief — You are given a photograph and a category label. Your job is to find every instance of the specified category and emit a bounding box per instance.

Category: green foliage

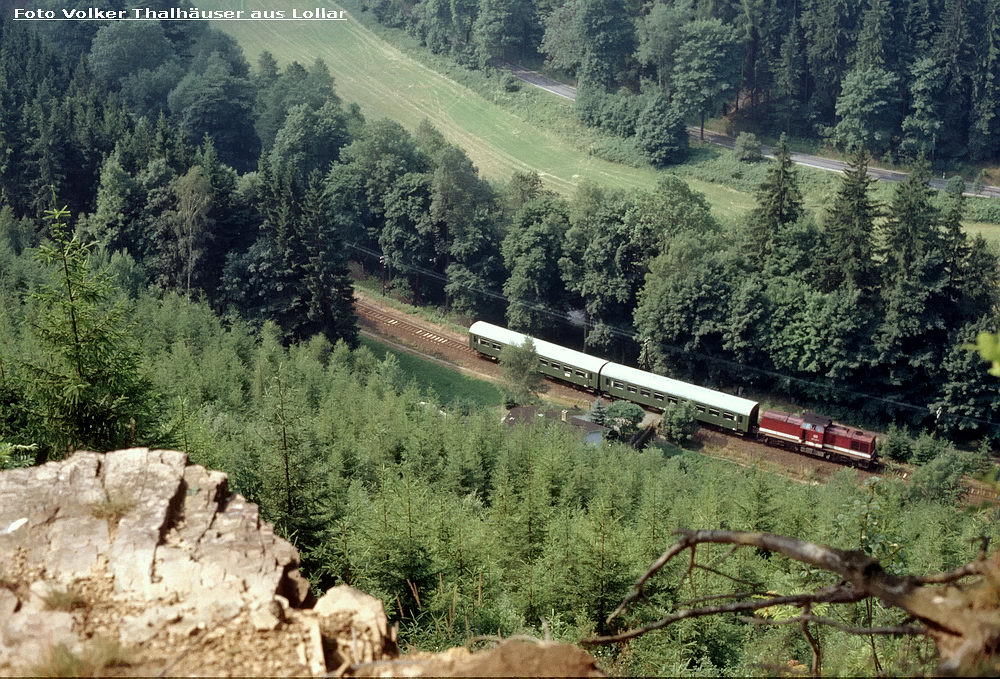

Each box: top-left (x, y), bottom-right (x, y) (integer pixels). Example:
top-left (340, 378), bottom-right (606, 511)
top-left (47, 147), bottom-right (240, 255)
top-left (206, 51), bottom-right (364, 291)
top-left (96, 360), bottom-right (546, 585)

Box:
top-left (13, 208), bottom-right (158, 459)
top-left (671, 19), bottom-right (740, 135)
top-left (635, 95), bottom-right (688, 167)
top-left (971, 332), bottom-right (1000, 378)
top-left (499, 337), bottom-right (546, 405)
top-left (832, 67), bottom-right (900, 155)
top-left (879, 424), bottom-right (913, 463)
top-left (733, 132), bottom-right (763, 163)
top-left (657, 400), bottom-right (699, 445)
top-left (912, 432), bottom-right (948, 466)
top-left (908, 449), bottom-right (978, 503)
top-left (603, 400), bottom-right (645, 439)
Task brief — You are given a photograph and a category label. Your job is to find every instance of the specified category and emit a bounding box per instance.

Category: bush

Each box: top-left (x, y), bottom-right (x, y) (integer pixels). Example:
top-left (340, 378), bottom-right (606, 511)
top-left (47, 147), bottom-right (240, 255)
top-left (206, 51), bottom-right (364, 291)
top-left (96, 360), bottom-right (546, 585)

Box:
top-left (658, 401), bottom-right (699, 444)
top-left (880, 424), bottom-right (913, 462)
top-left (734, 132), bottom-right (763, 162)
top-left (500, 72), bottom-right (521, 92)
top-left (635, 95), bottom-right (689, 167)
top-left (604, 400), bottom-right (646, 439)
top-left (912, 432), bottom-right (948, 465)
top-left (909, 450), bottom-right (977, 503)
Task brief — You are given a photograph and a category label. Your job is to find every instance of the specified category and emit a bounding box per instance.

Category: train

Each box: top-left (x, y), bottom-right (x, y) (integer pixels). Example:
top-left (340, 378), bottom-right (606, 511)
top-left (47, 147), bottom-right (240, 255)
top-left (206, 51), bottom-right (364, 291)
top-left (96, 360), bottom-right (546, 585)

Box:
top-left (469, 321), bottom-right (878, 468)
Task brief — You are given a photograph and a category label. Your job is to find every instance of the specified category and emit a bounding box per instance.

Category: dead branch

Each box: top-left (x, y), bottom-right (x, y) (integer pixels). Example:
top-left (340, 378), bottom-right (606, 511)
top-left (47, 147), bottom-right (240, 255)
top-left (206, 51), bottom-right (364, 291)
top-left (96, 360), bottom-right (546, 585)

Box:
top-left (739, 614), bottom-right (926, 637)
top-left (582, 585), bottom-right (862, 645)
top-left (585, 529), bottom-right (1000, 676)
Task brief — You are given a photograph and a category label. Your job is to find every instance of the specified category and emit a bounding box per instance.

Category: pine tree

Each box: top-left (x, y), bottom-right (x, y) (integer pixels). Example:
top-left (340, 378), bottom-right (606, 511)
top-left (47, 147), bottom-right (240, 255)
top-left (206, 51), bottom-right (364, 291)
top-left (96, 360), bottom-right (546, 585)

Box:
top-left (970, 0), bottom-right (1000, 159)
top-left (820, 149), bottom-right (879, 293)
top-left (850, 0), bottom-right (895, 71)
top-left (879, 163), bottom-right (939, 282)
top-left (298, 172), bottom-right (358, 346)
top-left (20, 207), bottom-right (157, 460)
top-left (744, 135), bottom-right (802, 265)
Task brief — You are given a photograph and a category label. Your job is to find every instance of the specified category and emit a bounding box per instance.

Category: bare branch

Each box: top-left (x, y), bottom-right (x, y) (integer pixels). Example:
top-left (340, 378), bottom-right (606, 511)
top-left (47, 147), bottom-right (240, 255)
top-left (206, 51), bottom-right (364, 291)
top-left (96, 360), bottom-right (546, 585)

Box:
top-left (916, 560), bottom-right (988, 585)
top-left (739, 614), bottom-right (926, 637)
top-left (693, 563), bottom-right (761, 589)
top-left (675, 591), bottom-right (770, 608)
top-left (583, 586), bottom-right (862, 646)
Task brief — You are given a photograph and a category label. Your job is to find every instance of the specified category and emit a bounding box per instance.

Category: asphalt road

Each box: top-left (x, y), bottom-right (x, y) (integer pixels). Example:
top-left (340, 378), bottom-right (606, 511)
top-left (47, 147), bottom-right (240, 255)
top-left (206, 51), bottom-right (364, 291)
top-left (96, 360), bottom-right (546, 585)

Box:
top-left (504, 63), bottom-right (1000, 199)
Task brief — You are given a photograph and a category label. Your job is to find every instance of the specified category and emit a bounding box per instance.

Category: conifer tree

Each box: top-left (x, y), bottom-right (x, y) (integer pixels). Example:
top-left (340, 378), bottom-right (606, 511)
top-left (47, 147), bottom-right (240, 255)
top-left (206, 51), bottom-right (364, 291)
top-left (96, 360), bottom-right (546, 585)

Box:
top-left (744, 135), bottom-right (802, 265)
top-left (20, 207), bottom-right (157, 460)
top-left (820, 149), bottom-right (879, 293)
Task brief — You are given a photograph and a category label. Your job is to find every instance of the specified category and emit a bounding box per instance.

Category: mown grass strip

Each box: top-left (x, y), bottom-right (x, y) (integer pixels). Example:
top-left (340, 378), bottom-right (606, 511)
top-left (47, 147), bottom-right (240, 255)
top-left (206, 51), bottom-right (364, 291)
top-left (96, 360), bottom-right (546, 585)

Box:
top-left (360, 336), bottom-right (503, 408)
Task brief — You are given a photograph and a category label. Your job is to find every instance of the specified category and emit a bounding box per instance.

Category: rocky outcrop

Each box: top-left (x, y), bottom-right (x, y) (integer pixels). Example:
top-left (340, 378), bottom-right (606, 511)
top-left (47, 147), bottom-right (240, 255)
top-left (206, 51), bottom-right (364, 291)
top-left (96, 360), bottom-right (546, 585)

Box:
top-left (0, 449), bottom-right (604, 677)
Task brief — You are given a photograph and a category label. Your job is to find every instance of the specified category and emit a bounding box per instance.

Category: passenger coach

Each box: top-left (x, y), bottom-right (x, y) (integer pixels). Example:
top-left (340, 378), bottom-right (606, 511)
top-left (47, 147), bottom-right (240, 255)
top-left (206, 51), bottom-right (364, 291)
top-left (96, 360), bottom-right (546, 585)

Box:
top-left (599, 362), bottom-right (759, 434)
top-left (468, 321), bottom-right (608, 390)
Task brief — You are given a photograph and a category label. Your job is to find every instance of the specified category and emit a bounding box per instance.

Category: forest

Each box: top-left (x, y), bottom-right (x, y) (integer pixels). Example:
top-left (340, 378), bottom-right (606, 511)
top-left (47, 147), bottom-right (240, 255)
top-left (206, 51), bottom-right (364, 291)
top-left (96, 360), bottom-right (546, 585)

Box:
top-left (1, 4), bottom-right (1000, 675)
top-left (363, 0), bottom-right (1000, 166)
top-left (1, 3), bottom-right (999, 444)
top-left (1, 203), bottom-right (997, 676)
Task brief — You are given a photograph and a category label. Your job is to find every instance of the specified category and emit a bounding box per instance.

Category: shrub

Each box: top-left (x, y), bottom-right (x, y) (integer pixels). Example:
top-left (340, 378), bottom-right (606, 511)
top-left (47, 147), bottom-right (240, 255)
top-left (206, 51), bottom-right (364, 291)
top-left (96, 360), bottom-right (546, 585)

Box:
top-left (658, 401), bottom-right (699, 445)
top-left (604, 400), bottom-right (646, 439)
top-left (635, 95), bottom-right (689, 167)
top-left (500, 72), bottom-right (521, 92)
top-left (41, 585), bottom-right (87, 612)
top-left (734, 132), bottom-right (763, 162)
top-left (880, 424), bottom-right (913, 462)
top-left (908, 450), bottom-right (977, 503)
top-left (912, 432), bottom-right (948, 465)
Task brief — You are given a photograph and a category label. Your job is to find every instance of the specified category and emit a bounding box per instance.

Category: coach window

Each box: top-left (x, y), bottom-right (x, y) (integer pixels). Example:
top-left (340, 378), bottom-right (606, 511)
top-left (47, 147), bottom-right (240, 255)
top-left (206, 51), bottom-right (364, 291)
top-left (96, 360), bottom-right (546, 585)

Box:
top-left (539, 359), bottom-right (548, 366)
top-left (653, 393), bottom-right (664, 401)
top-left (723, 413), bottom-right (734, 421)
top-left (492, 342), bottom-right (501, 350)
top-left (696, 406), bottom-right (706, 414)
top-left (709, 409), bottom-right (720, 417)
top-left (551, 362), bottom-right (560, 370)
top-left (640, 389), bottom-right (650, 397)
top-left (576, 370), bottom-right (586, 377)
top-left (668, 397), bottom-right (678, 405)
top-left (612, 381), bottom-right (624, 389)
top-left (627, 386), bottom-right (637, 394)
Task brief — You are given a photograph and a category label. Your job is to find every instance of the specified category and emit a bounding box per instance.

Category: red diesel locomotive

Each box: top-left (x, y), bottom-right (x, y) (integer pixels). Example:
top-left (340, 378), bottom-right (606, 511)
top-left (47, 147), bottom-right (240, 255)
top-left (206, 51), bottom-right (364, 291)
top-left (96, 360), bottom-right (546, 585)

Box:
top-left (757, 410), bottom-right (878, 467)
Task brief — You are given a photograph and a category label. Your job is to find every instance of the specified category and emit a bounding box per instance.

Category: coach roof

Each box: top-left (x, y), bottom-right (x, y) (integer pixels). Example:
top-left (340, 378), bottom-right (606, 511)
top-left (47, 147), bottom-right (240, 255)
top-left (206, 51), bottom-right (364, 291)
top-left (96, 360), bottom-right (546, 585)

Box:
top-left (601, 361), bottom-right (759, 417)
top-left (469, 322), bottom-right (610, 374)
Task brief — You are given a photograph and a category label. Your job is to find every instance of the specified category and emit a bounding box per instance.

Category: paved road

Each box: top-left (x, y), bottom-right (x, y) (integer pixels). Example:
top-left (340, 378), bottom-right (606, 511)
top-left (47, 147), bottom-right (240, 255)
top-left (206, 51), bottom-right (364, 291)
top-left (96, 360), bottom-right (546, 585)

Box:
top-left (504, 63), bottom-right (1000, 199)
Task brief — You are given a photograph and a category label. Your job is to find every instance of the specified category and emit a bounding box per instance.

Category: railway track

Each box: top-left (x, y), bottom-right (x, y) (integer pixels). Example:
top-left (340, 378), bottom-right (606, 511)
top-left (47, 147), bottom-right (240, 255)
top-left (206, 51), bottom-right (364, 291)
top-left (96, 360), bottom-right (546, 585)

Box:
top-left (355, 299), bottom-right (479, 358)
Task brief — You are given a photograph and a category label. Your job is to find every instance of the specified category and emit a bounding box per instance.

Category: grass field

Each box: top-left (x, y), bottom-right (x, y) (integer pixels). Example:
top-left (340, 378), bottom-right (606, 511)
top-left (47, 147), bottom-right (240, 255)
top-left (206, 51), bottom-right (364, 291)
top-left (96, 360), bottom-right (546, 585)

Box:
top-left (360, 337), bottom-right (503, 407)
top-left (214, 0), bottom-right (754, 218)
